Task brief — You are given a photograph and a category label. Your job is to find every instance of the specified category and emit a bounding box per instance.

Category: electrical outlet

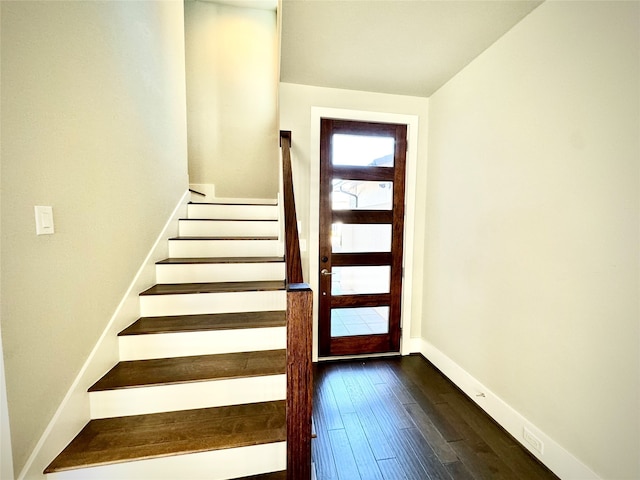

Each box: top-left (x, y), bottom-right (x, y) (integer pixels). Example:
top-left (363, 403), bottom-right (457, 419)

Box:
top-left (523, 426), bottom-right (544, 455)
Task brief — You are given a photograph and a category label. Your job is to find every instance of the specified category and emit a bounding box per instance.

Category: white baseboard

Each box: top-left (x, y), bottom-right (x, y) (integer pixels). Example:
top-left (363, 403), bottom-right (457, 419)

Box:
top-left (409, 336), bottom-right (423, 354)
top-left (18, 190), bottom-right (190, 480)
top-left (416, 339), bottom-right (600, 480)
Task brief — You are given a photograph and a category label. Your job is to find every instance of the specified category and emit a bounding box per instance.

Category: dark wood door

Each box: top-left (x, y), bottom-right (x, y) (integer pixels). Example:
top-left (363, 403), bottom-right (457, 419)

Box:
top-left (319, 119), bottom-right (407, 356)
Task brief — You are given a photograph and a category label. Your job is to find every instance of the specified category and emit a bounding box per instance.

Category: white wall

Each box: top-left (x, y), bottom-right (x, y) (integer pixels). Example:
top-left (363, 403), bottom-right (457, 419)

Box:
top-left (0, 1), bottom-right (189, 475)
top-left (185, 1), bottom-right (278, 199)
top-left (278, 83), bottom-right (429, 357)
top-left (425, 2), bottom-right (639, 479)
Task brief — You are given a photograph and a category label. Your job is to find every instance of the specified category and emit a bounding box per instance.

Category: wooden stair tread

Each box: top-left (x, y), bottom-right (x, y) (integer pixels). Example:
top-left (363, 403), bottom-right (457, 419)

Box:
top-left (232, 471), bottom-right (287, 480)
top-left (140, 280), bottom-right (285, 296)
top-left (157, 256), bottom-right (284, 265)
top-left (169, 236), bottom-right (278, 241)
top-left (89, 349), bottom-right (285, 391)
top-left (44, 400), bottom-right (286, 474)
top-left (180, 218), bottom-right (278, 222)
top-left (119, 311), bottom-right (286, 336)
top-left (188, 201), bottom-right (277, 206)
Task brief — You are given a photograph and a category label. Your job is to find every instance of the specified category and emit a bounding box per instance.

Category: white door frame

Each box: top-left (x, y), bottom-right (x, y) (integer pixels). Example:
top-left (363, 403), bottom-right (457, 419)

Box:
top-left (309, 107), bottom-right (419, 361)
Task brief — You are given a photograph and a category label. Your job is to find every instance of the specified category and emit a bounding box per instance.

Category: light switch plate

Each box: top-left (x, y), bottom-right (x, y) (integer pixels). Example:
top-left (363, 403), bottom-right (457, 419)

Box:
top-left (35, 206), bottom-right (54, 235)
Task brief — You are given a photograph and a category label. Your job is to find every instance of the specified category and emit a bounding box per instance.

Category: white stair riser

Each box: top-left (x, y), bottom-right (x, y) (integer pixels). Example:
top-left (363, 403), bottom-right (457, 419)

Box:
top-left (139, 290), bottom-right (286, 317)
top-left (90, 374), bottom-right (286, 419)
top-left (119, 327), bottom-right (286, 360)
top-left (179, 220), bottom-right (279, 237)
top-left (187, 204), bottom-right (278, 220)
top-left (169, 239), bottom-right (283, 258)
top-left (196, 197), bottom-right (277, 205)
top-left (46, 442), bottom-right (286, 480)
top-left (156, 262), bottom-right (285, 284)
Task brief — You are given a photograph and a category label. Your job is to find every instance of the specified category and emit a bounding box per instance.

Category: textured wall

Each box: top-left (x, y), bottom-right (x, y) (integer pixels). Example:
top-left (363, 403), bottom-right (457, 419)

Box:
top-left (185, 2), bottom-right (278, 199)
top-left (425, 2), bottom-right (639, 478)
top-left (0, 1), bottom-right (188, 473)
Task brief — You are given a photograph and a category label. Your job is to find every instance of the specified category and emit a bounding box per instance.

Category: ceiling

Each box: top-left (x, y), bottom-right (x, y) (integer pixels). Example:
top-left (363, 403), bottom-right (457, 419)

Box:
top-left (280, 0), bottom-right (543, 97)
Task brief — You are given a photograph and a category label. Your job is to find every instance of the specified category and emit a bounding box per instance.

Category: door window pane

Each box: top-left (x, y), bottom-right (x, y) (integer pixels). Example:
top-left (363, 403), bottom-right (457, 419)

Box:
top-left (331, 307), bottom-right (389, 337)
top-left (332, 134), bottom-right (394, 167)
top-left (332, 223), bottom-right (392, 253)
top-left (332, 179), bottom-right (393, 210)
top-left (331, 266), bottom-right (390, 295)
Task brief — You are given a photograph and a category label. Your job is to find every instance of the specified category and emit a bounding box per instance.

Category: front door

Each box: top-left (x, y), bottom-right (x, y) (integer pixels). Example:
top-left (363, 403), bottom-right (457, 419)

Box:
top-left (318, 119), bottom-right (407, 357)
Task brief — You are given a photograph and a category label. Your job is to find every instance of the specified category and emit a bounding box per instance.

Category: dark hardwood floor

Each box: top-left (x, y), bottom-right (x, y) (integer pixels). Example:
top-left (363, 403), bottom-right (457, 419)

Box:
top-left (312, 355), bottom-right (559, 480)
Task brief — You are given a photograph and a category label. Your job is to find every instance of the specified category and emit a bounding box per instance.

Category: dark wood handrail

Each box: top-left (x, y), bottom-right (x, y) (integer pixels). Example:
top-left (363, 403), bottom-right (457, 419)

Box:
top-left (280, 131), bottom-right (304, 284)
top-left (280, 130), bottom-right (313, 479)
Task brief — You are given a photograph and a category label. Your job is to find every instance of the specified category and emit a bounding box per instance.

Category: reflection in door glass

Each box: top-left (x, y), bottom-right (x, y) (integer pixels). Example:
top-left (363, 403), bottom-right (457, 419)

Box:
top-left (332, 134), bottom-right (394, 167)
top-left (332, 179), bottom-right (393, 210)
top-left (331, 307), bottom-right (389, 337)
top-left (331, 266), bottom-right (390, 295)
top-left (332, 224), bottom-right (391, 253)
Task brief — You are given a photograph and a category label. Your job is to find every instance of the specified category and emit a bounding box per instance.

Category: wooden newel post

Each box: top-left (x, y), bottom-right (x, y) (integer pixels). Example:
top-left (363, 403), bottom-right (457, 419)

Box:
top-left (281, 130), bottom-right (313, 478)
top-left (286, 284), bottom-right (313, 479)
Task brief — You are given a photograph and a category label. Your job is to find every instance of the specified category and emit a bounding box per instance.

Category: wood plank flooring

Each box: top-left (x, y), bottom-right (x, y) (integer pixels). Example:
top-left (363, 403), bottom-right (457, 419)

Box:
top-left (313, 355), bottom-right (559, 480)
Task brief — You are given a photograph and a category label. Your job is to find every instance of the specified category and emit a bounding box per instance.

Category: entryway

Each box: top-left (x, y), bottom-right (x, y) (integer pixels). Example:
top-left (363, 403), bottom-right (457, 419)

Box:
top-left (318, 119), bottom-right (407, 357)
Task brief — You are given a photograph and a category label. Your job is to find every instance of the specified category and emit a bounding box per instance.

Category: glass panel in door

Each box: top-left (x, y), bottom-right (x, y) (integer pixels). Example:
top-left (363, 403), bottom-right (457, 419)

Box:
top-left (331, 134), bottom-right (395, 167)
top-left (331, 307), bottom-right (390, 337)
top-left (331, 224), bottom-right (392, 253)
top-left (332, 180), bottom-right (393, 210)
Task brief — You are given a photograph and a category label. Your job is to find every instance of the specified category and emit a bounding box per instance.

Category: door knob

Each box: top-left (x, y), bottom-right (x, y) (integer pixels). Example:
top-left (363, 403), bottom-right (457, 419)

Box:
top-left (320, 269), bottom-right (333, 276)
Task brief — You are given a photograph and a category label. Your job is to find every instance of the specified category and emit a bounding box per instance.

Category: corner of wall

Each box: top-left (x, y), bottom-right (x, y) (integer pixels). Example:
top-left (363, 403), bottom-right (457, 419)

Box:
top-left (417, 339), bottom-right (601, 480)
top-left (189, 183), bottom-right (216, 203)
top-left (1, 329), bottom-right (15, 480)
top-left (17, 190), bottom-right (190, 480)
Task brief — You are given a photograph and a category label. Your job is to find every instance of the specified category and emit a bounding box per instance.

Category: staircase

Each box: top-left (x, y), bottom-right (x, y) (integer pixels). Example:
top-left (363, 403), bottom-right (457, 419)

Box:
top-left (44, 200), bottom-right (293, 480)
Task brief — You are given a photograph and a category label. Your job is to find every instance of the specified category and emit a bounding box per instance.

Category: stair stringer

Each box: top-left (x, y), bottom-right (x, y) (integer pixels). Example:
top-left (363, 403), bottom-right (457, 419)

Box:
top-left (18, 190), bottom-right (190, 480)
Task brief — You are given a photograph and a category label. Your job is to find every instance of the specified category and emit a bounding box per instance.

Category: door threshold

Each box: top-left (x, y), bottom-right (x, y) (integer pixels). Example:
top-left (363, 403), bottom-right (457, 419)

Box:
top-left (316, 352), bottom-right (401, 362)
